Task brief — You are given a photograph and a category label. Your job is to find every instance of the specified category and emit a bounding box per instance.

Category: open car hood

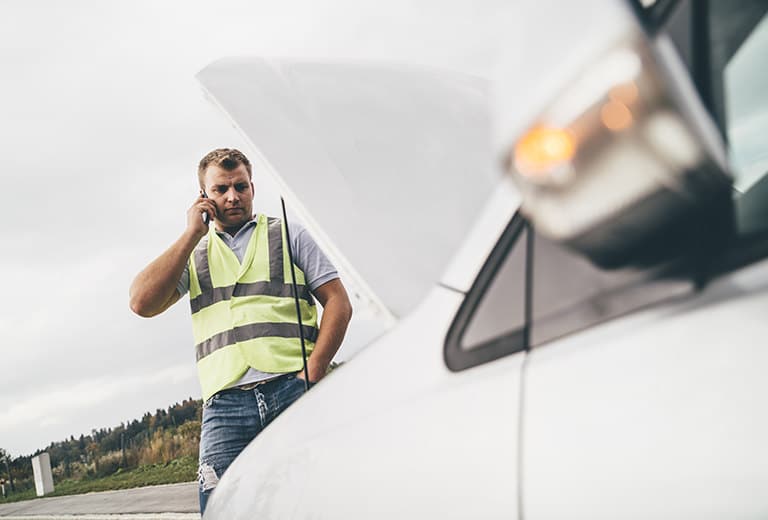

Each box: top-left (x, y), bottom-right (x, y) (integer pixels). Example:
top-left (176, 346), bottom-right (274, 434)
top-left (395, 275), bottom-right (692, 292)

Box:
top-left (196, 58), bottom-right (495, 322)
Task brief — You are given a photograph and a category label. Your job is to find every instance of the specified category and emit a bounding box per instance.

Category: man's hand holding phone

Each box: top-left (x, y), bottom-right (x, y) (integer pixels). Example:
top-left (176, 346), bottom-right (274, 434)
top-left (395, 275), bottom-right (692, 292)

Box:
top-left (187, 190), bottom-right (216, 239)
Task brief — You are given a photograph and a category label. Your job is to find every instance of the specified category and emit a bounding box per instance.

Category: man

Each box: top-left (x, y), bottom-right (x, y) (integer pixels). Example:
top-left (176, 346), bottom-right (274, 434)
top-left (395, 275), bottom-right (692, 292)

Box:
top-left (129, 148), bottom-right (352, 513)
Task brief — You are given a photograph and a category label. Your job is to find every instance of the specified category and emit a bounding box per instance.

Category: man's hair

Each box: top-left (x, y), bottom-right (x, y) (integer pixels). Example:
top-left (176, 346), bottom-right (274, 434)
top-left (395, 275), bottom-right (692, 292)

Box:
top-left (197, 148), bottom-right (252, 188)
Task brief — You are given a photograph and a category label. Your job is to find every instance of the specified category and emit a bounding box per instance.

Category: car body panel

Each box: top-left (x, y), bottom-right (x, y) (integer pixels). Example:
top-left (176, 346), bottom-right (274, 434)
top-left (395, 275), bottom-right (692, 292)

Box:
top-left (207, 287), bottom-right (523, 519)
top-left (522, 256), bottom-right (768, 519)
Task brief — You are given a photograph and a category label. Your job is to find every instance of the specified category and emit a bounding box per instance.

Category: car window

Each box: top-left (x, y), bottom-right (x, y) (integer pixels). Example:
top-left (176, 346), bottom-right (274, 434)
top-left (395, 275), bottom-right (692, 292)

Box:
top-left (445, 217), bottom-right (528, 371)
top-left (724, 14), bottom-right (768, 194)
top-left (637, 0), bottom-right (768, 233)
top-left (707, 2), bottom-right (768, 235)
top-left (446, 215), bottom-right (692, 371)
top-left (531, 234), bottom-right (692, 345)
top-left (461, 225), bottom-right (526, 350)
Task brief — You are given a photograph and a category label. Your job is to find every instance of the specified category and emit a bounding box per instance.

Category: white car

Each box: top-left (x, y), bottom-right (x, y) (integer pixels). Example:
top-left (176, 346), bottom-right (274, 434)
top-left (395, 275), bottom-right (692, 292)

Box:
top-left (200, 0), bottom-right (768, 518)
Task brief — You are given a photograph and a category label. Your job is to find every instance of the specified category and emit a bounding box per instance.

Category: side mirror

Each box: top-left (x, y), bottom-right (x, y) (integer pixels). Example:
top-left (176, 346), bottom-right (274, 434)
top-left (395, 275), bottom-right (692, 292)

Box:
top-left (493, 4), bottom-right (733, 268)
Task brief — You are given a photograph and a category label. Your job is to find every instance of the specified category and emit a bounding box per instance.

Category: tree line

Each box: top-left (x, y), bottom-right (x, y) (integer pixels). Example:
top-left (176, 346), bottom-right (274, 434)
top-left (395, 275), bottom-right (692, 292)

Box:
top-left (0, 398), bottom-right (202, 495)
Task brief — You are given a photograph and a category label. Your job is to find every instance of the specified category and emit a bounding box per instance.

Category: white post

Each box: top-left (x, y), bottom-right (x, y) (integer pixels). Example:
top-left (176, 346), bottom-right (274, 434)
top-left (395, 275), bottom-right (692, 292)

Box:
top-left (31, 453), bottom-right (54, 497)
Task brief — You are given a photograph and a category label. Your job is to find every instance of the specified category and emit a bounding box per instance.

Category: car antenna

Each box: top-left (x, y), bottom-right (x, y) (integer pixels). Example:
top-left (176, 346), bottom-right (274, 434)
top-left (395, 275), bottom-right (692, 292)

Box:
top-left (281, 196), bottom-right (311, 392)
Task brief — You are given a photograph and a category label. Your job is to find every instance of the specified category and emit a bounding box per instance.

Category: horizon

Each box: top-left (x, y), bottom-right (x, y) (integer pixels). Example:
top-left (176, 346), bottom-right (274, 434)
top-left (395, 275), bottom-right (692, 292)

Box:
top-left (6, 395), bottom-right (202, 460)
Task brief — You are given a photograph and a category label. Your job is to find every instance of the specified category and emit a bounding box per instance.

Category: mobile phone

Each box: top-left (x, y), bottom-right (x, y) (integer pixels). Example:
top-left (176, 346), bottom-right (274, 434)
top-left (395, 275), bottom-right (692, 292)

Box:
top-left (201, 190), bottom-right (210, 225)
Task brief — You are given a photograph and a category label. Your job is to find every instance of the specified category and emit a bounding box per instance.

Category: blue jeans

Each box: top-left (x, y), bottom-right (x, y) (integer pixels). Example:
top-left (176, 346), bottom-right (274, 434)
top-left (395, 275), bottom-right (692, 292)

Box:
top-left (198, 374), bottom-right (308, 514)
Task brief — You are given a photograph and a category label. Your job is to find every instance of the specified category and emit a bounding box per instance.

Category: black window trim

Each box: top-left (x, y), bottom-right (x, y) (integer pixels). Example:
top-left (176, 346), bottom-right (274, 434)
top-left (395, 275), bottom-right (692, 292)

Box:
top-left (444, 213), bottom-right (529, 372)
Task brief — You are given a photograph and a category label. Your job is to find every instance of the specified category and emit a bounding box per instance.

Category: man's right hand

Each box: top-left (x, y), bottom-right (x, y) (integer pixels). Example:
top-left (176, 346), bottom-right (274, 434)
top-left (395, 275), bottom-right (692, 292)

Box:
top-left (130, 194), bottom-right (217, 318)
top-left (188, 193), bottom-right (217, 238)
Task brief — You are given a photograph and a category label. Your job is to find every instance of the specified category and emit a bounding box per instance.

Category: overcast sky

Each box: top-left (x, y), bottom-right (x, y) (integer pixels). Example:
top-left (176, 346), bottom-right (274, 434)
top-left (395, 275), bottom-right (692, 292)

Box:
top-left (0, 0), bottom-right (517, 456)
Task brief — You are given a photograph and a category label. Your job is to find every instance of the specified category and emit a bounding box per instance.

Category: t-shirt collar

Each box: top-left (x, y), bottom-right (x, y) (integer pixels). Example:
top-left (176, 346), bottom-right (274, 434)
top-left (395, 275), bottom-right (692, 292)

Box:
top-left (215, 214), bottom-right (258, 240)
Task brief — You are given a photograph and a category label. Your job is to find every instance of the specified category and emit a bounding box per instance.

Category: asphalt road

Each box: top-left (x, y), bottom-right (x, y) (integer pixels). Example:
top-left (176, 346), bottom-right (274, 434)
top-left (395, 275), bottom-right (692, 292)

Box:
top-left (0, 481), bottom-right (199, 519)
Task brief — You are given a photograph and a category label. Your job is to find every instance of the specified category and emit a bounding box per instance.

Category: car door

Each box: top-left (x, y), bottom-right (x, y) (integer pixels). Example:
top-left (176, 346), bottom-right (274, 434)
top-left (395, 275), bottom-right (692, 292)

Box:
top-left (520, 1), bottom-right (768, 518)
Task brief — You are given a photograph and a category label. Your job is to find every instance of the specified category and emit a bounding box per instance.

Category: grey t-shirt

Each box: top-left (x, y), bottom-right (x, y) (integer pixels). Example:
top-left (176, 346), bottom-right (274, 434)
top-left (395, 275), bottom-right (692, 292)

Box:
top-left (179, 216), bottom-right (338, 389)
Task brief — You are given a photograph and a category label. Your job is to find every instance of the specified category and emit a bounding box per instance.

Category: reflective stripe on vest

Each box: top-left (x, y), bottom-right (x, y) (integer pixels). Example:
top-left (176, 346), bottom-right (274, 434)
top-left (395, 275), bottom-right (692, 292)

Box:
top-left (188, 214), bottom-right (319, 400)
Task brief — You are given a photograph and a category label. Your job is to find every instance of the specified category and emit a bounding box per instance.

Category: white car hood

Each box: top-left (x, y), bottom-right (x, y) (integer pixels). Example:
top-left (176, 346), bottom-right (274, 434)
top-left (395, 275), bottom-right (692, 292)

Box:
top-left (196, 58), bottom-right (496, 320)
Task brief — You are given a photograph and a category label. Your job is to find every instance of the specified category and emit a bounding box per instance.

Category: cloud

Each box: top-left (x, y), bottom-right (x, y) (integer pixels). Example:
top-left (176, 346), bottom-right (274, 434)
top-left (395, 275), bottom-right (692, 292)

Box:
top-left (0, 364), bottom-right (196, 440)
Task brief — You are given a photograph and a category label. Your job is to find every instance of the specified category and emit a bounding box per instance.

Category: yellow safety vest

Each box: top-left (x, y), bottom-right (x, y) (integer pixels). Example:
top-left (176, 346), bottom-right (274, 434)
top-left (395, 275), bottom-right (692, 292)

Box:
top-left (188, 214), bottom-right (319, 400)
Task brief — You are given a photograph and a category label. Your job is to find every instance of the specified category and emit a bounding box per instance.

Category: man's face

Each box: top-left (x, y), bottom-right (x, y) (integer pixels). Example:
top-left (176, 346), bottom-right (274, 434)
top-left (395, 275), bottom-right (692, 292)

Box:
top-left (202, 163), bottom-right (254, 231)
